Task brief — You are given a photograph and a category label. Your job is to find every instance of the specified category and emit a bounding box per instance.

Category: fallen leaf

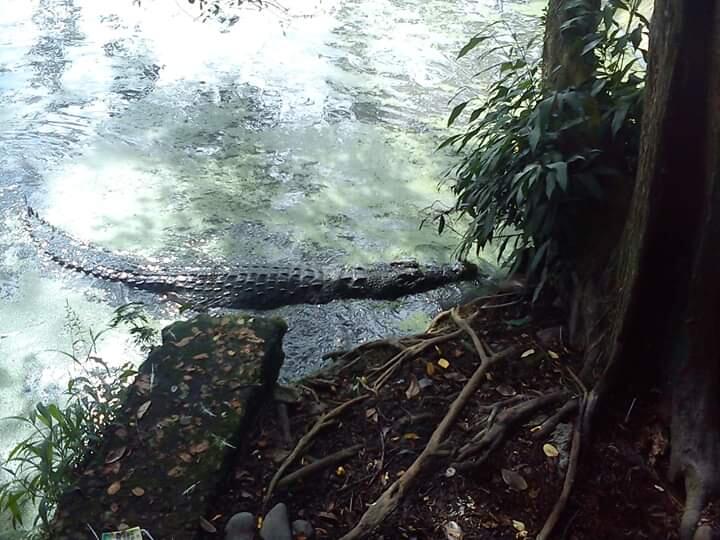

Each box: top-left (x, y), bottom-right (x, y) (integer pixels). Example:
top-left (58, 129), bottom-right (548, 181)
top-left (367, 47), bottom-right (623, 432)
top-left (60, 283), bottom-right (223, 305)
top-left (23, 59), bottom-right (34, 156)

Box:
top-left (543, 443), bottom-right (560, 457)
top-left (496, 384), bottom-right (517, 397)
top-left (171, 336), bottom-right (195, 347)
top-left (444, 520), bottom-right (464, 540)
top-left (137, 401), bottom-right (152, 420)
top-left (365, 408), bottom-right (378, 423)
top-left (167, 466), bottom-right (186, 477)
top-left (501, 468), bottom-right (528, 491)
top-left (192, 353), bottom-right (209, 361)
top-left (445, 467), bottom-right (457, 478)
top-left (438, 358), bottom-right (450, 369)
top-left (199, 517), bottom-right (217, 533)
top-left (403, 432), bottom-right (420, 441)
top-left (520, 349), bottom-right (536, 358)
top-left (105, 446), bottom-right (127, 464)
top-left (190, 440), bottom-right (210, 454)
top-left (107, 481), bottom-right (122, 496)
top-left (548, 350), bottom-right (560, 359)
top-left (335, 466), bottom-right (346, 477)
top-left (131, 487), bottom-right (145, 497)
top-left (405, 376), bottom-right (421, 399)
top-left (426, 362), bottom-right (436, 376)
top-left (512, 520), bottom-right (526, 532)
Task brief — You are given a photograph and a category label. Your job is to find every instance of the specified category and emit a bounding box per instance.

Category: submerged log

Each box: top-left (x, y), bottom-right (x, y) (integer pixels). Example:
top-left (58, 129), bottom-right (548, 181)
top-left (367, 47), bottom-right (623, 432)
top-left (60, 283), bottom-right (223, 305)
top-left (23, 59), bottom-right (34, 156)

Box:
top-left (50, 314), bottom-right (286, 539)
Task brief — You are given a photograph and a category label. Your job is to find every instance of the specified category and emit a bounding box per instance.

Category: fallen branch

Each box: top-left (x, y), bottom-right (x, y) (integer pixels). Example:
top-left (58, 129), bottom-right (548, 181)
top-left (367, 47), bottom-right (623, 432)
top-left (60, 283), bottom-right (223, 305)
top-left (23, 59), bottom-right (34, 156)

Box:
top-left (370, 325), bottom-right (469, 390)
top-left (276, 444), bottom-right (364, 490)
top-left (263, 394), bottom-right (369, 509)
top-left (339, 308), bottom-right (520, 540)
top-left (536, 370), bottom-right (588, 540)
top-left (454, 391), bottom-right (566, 468)
top-left (532, 398), bottom-right (579, 440)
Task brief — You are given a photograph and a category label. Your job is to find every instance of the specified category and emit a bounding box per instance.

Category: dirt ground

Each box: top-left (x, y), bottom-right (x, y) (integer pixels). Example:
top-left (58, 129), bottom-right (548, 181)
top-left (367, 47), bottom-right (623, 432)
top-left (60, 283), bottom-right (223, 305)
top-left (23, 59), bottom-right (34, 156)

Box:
top-left (202, 294), bottom-right (716, 539)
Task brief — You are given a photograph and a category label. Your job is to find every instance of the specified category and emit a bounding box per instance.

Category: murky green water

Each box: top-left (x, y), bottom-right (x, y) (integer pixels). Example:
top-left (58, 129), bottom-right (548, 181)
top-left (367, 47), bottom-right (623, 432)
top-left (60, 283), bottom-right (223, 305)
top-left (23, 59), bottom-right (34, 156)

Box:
top-left (0, 0), bottom-right (542, 527)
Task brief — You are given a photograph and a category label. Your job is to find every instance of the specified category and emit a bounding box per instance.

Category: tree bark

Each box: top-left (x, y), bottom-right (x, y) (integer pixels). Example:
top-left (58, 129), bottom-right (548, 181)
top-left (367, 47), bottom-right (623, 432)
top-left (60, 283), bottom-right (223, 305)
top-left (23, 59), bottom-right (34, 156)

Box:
top-left (543, 0), bottom-right (600, 89)
top-left (603, 2), bottom-right (720, 538)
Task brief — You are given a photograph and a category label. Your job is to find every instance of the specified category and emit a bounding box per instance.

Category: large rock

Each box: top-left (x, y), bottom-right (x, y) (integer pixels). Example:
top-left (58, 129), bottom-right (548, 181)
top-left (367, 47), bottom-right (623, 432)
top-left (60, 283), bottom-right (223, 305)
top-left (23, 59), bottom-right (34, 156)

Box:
top-left (50, 314), bottom-right (286, 539)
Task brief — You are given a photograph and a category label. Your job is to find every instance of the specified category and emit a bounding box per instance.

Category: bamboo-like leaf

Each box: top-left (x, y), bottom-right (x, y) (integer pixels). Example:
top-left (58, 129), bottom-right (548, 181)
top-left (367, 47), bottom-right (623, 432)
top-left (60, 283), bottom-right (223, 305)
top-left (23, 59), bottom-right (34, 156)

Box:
top-left (447, 101), bottom-right (469, 127)
top-left (457, 35), bottom-right (491, 59)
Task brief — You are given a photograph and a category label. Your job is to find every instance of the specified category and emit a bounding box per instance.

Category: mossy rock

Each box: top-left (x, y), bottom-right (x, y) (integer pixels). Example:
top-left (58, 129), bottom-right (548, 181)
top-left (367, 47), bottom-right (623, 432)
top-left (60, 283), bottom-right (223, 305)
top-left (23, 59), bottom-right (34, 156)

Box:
top-left (50, 314), bottom-right (286, 539)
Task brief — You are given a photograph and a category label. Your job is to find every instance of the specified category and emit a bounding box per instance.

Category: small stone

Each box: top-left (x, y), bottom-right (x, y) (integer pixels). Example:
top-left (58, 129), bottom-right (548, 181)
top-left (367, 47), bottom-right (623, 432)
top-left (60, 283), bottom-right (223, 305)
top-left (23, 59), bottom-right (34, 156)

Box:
top-left (225, 512), bottom-right (256, 540)
top-left (291, 519), bottom-right (314, 539)
top-left (260, 503), bottom-right (292, 540)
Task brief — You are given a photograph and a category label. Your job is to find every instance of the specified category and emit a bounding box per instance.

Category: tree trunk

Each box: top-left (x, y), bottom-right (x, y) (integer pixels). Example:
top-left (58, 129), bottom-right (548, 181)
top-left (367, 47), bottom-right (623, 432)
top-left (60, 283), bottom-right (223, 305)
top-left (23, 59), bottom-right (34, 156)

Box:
top-left (543, 0), bottom-right (600, 89)
top-left (603, 2), bottom-right (720, 538)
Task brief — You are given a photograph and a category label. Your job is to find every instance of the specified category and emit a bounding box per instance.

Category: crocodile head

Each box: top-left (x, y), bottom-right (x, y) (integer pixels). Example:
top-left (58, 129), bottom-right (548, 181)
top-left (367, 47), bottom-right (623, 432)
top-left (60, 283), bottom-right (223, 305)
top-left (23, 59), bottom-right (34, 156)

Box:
top-left (351, 260), bottom-right (479, 300)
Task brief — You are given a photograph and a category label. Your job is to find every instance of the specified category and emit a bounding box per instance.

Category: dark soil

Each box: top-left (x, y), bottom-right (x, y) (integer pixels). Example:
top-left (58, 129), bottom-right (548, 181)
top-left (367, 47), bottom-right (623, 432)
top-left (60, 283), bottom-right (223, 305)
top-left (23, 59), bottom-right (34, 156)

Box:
top-left (201, 296), bottom-right (712, 539)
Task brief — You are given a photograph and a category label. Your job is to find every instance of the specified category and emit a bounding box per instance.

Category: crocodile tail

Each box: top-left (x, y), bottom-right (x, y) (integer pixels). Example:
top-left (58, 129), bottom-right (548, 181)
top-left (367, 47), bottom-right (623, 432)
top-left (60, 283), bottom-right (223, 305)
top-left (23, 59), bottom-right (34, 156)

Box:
top-left (23, 205), bottom-right (153, 282)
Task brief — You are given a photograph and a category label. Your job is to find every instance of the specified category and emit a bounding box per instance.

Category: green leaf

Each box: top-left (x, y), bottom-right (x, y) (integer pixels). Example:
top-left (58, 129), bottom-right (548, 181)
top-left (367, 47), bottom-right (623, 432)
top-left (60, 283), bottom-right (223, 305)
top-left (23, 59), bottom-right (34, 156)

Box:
top-left (457, 35), bottom-right (491, 59)
top-left (545, 171), bottom-right (556, 199)
top-left (448, 101), bottom-right (469, 127)
top-left (611, 102), bottom-right (631, 136)
top-left (547, 162), bottom-right (568, 191)
top-left (529, 123), bottom-right (541, 152)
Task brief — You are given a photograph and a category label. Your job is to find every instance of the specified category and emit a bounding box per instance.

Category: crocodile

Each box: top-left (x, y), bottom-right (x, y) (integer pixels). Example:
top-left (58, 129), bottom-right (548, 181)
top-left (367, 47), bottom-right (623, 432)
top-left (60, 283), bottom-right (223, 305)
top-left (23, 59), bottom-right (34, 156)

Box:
top-left (23, 207), bottom-right (480, 310)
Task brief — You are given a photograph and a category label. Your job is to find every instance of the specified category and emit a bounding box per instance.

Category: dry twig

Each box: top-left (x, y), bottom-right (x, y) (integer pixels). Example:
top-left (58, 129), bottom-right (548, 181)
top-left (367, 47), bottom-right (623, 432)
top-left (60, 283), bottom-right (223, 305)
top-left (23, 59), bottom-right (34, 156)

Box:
top-left (263, 394), bottom-right (369, 509)
top-left (536, 369), bottom-right (588, 540)
top-left (339, 308), bottom-right (520, 540)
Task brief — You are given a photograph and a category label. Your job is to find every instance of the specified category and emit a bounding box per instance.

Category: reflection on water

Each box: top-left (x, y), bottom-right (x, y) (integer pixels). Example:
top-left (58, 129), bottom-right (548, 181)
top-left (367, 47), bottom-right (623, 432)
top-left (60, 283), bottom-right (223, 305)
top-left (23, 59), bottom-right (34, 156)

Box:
top-left (0, 0), bottom-right (543, 504)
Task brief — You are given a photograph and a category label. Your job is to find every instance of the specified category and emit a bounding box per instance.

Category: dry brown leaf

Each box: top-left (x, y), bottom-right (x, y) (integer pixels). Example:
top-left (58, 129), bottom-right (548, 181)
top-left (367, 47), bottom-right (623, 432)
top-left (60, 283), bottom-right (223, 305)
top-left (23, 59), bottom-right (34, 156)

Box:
top-left (403, 432), bottom-right (420, 441)
top-left (167, 466), bottom-right (186, 477)
top-left (137, 400), bottom-right (152, 420)
top-left (104, 446), bottom-right (127, 464)
top-left (501, 468), bottom-right (528, 491)
top-left (107, 481), bottom-right (122, 496)
top-left (437, 358), bottom-right (450, 369)
top-left (426, 362), bottom-right (436, 376)
top-left (192, 353), bottom-right (209, 361)
top-left (172, 336), bottom-right (195, 347)
top-left (512, 520), bottom-right (526, 532)
top-left (178, 452), bottom-right (193, 463)
top-left (405, 376), bottom-right (421, 399)
top-left (520, 349), bottom-right (535, 358)
top-left (548, 350), bottom-right (560, 359)
top-left (190, 440), bottom-right (210, 454)
top-left (131, 487), bottom-right (145, 497)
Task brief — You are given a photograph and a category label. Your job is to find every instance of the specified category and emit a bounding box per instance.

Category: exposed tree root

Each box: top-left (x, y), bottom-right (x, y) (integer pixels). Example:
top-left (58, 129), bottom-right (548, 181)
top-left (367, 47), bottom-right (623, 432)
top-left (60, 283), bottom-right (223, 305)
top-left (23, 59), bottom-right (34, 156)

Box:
top-left (339, 308), bottom-right (521, 540)
top-left (532, 398), bottom-right (579, 440)
top-left (276, 444), bottom-right (364, 490)
top-left (536, 372), bottom-right (587, 540)
top-left (263, 394), bottom-right (369, 510)
top-left (453, 391), bottom-right (567, 471)
top-left (369, 324), bottom-right (472, 390)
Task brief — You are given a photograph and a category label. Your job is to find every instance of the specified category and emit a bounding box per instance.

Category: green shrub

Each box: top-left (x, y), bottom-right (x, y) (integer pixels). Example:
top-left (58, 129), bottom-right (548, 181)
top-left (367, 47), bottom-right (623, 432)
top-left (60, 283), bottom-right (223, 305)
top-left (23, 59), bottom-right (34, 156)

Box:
top-left (436, 0), bottom-right (648, 295)
top-left (0, 303), bottom-right (157, 537)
